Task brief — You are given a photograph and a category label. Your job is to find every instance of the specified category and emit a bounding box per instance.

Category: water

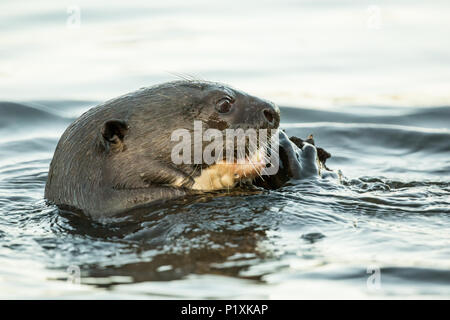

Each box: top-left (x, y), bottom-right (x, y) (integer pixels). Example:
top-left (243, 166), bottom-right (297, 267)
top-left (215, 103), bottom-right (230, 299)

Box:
top-left (1, 0), bottom-right (449, 299)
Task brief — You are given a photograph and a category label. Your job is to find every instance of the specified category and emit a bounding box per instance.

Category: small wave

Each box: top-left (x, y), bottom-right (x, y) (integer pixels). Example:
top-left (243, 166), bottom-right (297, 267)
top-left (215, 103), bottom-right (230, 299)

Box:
top-left (280, 106), bottom-right (450, 129)
top-left (0, 102), bottom-right (67, 127)
top-left (284, 122), bottom-right (450, 155)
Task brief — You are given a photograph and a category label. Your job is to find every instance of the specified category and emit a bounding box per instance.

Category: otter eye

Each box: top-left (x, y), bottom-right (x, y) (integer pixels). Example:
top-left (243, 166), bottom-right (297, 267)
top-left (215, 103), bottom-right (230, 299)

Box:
top-left (215, 97), bottom-right (233, 114)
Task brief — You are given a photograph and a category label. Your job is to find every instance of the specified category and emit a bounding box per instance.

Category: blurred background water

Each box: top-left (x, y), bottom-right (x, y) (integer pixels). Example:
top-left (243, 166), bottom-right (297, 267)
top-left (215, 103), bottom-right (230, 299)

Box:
top-left (0, 0), bottom-right (449, 298)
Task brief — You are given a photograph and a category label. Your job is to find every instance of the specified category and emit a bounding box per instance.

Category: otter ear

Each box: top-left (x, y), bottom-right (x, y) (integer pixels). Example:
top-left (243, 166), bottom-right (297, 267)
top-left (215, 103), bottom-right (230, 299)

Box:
top-left (101, 119), bottom-right (128, 152)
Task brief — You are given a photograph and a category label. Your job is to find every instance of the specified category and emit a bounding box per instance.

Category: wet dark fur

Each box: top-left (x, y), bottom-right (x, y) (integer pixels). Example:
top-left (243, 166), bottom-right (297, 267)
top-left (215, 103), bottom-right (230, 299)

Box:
top-left (45, 81), bottom-right (280, 218)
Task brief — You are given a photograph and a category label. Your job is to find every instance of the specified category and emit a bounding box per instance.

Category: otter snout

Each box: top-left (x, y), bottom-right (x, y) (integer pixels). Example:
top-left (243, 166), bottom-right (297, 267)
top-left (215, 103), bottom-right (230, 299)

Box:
top-left (259, 101), bottom-right (280, 129)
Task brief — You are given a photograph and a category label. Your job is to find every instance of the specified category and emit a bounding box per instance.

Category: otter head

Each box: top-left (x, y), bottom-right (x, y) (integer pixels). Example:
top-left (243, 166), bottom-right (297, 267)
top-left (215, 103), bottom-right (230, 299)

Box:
top-left (97, 81), bottom-right (280, 192)
top-left (45, 80), bottom-right (282, 217)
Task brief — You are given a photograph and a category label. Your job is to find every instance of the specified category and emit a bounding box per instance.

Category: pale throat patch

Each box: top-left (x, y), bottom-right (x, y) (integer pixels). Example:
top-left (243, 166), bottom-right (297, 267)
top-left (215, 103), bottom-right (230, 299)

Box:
top-left (191, 149), bottom-right (266, 191)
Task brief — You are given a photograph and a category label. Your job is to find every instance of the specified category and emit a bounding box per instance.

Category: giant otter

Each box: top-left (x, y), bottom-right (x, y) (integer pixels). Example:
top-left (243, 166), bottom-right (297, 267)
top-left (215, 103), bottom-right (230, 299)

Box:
top-left (45, 81), bottom-right (331, 219)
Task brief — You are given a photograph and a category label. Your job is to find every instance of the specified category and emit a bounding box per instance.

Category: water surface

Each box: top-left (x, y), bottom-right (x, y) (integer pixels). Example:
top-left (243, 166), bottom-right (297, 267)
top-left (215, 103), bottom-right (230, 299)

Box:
top-left (0, 0), bottom-right (449, 299)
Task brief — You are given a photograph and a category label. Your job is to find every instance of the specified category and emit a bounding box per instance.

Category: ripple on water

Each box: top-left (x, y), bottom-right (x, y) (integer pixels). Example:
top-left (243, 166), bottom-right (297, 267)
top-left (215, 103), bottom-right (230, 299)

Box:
top-left (0, 102), bottom-right (449, 298)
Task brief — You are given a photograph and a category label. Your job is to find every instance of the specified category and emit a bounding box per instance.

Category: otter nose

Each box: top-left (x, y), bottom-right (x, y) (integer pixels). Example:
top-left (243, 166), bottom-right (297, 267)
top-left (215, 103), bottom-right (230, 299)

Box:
top-left (262, 105), bottom-right (279, 127)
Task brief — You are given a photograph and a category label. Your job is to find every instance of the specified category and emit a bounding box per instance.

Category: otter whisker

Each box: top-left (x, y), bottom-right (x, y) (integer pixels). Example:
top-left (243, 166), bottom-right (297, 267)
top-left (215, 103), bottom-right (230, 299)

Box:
top-left (247, 156), bottom-right (265, 181)
top-left (167, 71), bottom-right (196, 82)
top-left (247, 141), bottom-right (266, 182)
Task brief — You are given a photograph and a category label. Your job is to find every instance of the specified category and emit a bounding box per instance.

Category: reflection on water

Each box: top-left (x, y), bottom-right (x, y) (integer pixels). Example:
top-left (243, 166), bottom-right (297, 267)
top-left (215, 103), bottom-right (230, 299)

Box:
top-left (1, 0), bottom-right (450, 299)
top-left (1, 101), bottom-right (449, 298)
